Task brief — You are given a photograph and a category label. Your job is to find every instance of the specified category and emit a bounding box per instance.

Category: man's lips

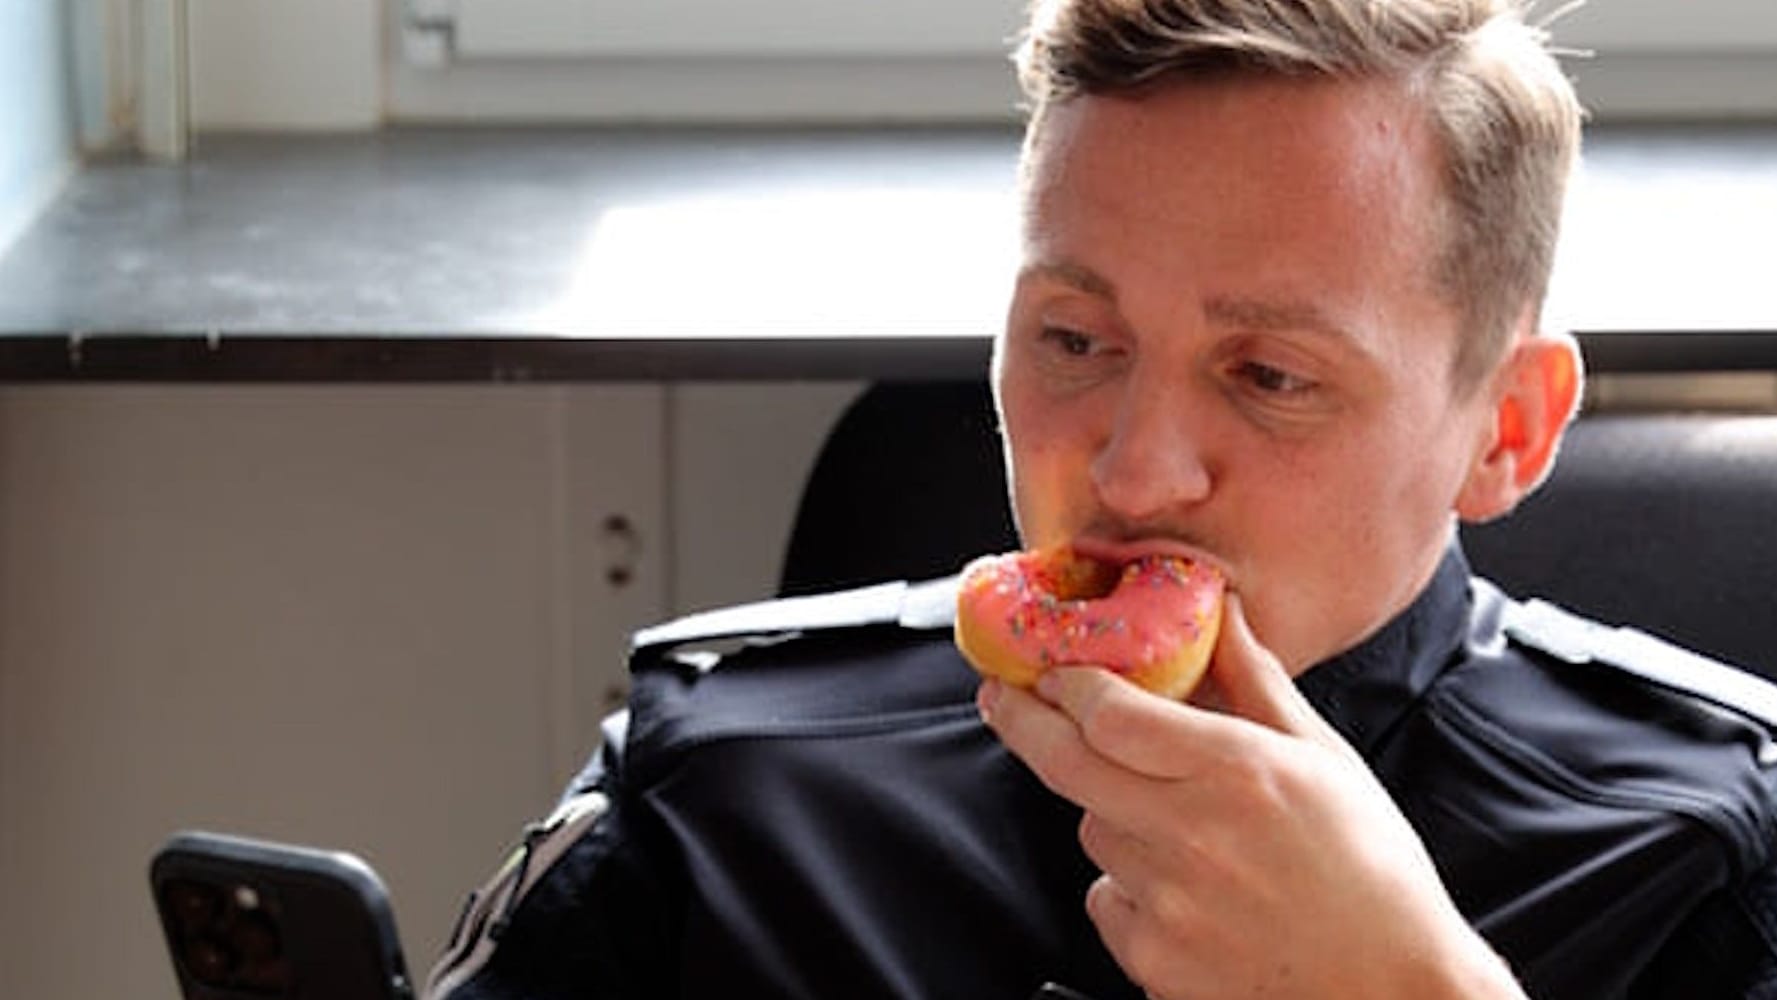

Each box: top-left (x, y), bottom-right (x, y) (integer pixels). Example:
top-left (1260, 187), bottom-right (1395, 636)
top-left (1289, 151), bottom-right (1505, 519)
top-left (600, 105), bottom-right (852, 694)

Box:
top-left (1068, 535), bottom-right (1231, 580)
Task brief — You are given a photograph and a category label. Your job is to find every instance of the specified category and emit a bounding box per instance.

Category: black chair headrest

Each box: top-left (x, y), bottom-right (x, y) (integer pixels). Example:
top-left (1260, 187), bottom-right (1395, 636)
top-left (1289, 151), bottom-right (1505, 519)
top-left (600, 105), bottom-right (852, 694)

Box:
top-left (779, 381), bottom-right (1016, 597)
top-left (1463, 413), bottom-right (1777, 678)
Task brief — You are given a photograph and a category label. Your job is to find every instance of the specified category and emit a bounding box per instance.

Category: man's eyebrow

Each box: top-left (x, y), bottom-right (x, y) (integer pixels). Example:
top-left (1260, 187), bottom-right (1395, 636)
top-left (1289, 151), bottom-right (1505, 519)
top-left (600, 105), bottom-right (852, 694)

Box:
top-left (1017, 273), bottom-right (1367, 348)
top-left (1020, 260), bottom-right (1118, 301)
top-left (1204, 296), bottom-right (1358, 342)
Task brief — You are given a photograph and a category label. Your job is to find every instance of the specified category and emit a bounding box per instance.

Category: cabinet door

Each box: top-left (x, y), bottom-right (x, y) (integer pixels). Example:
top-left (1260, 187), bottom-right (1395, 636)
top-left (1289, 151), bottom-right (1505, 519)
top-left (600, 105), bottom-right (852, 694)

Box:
top-left (0, 384), bottom-right (664, 1000)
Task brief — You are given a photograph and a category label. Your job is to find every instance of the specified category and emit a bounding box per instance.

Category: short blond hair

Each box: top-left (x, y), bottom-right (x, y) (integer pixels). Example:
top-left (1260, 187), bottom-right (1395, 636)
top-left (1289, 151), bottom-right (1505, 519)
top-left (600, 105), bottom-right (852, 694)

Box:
top-left (1015, 0), bottom-right (1583, 386)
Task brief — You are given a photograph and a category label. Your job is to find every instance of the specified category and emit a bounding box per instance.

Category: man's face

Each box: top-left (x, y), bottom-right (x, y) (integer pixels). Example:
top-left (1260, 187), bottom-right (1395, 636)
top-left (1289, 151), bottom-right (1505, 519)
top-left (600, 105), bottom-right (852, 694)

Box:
top-left (995, 76), bottom-right (1501, 672)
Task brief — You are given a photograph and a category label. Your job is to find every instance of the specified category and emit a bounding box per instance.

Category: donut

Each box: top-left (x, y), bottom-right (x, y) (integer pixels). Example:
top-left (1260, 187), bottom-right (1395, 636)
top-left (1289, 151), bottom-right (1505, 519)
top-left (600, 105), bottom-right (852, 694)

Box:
top-left (953, 546), bottom-right (1225, 699)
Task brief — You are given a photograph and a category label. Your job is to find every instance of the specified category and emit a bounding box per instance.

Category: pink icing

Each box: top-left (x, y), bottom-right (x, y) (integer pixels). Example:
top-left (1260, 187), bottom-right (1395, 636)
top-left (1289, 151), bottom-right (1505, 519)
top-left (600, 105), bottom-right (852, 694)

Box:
top-left (966, 549), bottom-right (1221, 676)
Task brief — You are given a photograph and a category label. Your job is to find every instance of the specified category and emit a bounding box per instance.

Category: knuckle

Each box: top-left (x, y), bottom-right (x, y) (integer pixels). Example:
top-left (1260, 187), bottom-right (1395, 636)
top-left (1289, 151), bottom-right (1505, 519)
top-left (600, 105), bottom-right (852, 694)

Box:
top-left (1077, 810), bottom-right (1098, 846)
top-left (1227, 758), bottom-right (1302, 827)
top-left (1077, 812), bottom-right (1114, 866)
top-left (1241, 758), bottom-right (1292, 812)
top-left (1091, 877), bottom-right (1188, 994)
top-left (1143, 881), bottom-right (1194, 934)
top-left (1075, 697), bottom-right (1123, 752)
top-left (1075, 682), bottom-right (1142, 755)
top-left (1117, 918), bottom-right (1171, 993)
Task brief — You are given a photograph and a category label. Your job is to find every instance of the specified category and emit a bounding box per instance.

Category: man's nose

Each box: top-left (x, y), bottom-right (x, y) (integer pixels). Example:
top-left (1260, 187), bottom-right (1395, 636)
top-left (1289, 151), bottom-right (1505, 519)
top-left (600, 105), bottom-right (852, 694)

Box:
top-left (1088, 373), bottom-right (1213, 523)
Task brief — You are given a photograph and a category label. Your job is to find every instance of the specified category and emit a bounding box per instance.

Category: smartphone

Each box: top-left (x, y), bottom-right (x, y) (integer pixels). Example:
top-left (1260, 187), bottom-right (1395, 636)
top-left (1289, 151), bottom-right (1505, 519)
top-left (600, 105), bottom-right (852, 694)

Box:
top-left (149, 831), bottom-right (415, 1000)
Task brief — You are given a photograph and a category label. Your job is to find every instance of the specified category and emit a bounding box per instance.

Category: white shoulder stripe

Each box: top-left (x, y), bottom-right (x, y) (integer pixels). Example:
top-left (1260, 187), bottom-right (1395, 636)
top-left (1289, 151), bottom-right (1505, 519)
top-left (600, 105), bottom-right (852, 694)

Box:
top-left (1504, 598), bottom-right (1777, 733)
top-left (630, 576), bottom-right (959, 652)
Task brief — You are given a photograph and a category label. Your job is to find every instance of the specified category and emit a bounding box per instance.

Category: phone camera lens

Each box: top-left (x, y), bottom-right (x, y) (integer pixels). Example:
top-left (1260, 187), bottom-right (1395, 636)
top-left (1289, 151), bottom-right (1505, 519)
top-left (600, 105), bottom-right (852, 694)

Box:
top-left (164, 879), bottom-right (222, 929)
top-left (232, 910), bottom-right (283, 963)
top-left (186, 936), bottom-right (237, 984)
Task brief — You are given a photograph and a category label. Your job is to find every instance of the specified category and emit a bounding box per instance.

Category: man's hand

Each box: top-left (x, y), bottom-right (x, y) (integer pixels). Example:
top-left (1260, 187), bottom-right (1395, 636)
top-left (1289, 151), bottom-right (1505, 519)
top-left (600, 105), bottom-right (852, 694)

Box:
top-left (977, 594), bottom-right (1526, 999)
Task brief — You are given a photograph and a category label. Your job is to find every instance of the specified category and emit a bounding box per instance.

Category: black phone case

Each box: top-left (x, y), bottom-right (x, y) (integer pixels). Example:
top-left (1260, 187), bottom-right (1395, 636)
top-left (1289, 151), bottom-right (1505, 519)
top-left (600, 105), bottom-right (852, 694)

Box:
top-left (150, 831), bottom-right (414, 1000)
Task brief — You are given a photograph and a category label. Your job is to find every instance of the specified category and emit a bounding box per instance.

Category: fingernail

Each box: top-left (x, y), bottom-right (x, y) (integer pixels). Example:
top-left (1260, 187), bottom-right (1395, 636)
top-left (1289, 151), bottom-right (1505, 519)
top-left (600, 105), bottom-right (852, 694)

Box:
top-left (1036, 669), bottom-right (1062, 701)
top-left (976, 678), bottom-right (1002, 721)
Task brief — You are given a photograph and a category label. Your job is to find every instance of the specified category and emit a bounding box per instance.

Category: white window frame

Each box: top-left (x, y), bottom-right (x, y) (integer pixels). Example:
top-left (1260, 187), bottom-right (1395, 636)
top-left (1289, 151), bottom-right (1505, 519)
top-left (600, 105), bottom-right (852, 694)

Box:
top-left (74, 0), bottom-right (188, 158)
top-left (386, 0), bottom-right (1777, 122)
top-left (163, 1), bottom-right (1777, 128)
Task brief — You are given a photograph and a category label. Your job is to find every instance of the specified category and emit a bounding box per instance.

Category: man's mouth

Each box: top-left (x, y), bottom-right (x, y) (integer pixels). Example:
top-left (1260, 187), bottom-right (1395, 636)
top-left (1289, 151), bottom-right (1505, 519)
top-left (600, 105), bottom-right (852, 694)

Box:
top-left (1067, 534), bottom-right (1230, 579)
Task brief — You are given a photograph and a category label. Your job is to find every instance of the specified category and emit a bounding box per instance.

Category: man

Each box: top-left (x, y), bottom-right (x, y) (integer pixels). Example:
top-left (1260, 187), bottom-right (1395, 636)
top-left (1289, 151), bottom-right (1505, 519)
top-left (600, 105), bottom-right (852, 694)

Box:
top-left (429, 2), bottom-right (1777, 997)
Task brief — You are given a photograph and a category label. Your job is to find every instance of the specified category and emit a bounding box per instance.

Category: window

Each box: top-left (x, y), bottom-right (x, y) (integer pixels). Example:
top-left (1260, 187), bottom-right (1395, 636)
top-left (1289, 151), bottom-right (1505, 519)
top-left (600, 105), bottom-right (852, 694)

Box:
top-left (390, 0), bottom-right (1777, 121)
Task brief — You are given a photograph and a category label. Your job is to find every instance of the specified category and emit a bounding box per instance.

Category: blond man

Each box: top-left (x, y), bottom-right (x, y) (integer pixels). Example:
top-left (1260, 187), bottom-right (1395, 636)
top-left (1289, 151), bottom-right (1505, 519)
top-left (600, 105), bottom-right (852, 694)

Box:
top-left (431, 4), bottom-right (1777, 997)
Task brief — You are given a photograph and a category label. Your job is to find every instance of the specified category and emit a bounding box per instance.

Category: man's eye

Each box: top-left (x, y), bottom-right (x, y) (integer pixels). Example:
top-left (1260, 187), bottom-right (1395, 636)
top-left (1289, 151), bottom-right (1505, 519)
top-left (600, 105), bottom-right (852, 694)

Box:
top-left (1040, 326), bottom-right (1097, 357)
top-left (1236, 360), bottom-right (1316, 395)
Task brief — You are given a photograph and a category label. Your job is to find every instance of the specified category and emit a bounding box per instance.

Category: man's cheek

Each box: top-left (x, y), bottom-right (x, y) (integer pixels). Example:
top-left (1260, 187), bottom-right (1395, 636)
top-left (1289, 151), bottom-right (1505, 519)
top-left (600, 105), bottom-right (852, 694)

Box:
top-left (1010, 472), bottom-right (1078, 549)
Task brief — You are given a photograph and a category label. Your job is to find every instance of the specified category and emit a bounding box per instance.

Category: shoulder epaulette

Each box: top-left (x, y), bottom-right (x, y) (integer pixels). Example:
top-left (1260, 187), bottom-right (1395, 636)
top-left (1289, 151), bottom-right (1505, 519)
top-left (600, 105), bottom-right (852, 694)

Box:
top-left (1501, 593), bottom-right (1777, 736)
top-left (630, 575), bottom-right (959, 654)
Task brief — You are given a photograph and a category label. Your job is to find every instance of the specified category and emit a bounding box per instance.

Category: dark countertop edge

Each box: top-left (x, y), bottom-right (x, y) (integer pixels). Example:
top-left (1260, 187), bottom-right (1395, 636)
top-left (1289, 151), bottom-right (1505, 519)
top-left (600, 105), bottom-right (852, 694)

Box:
top-left (0, 330), bottom-right (1773, 383)
top-left (0, 335), bottom-right (997, 383)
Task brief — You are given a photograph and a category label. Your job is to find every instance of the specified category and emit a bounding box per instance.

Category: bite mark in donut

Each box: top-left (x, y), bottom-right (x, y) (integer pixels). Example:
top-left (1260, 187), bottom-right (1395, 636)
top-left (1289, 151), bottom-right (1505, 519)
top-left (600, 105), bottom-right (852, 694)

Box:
top-left (954, 546), bottom-right (1225, 698)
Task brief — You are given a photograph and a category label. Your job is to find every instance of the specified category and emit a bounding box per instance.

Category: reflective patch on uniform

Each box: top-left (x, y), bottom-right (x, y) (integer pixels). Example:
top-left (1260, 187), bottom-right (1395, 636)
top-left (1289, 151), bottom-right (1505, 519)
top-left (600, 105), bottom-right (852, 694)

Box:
top-left (628, 575), bottom-right (960, 660)
top-left (631, 580), bottom-right (910, 652)
top-left (1502, 598), bottom-right (1607, 665)
top-left (1506, 597), bottom-right (1777, 735)
top-left (423, 790), bottom-right (609, 1000)
top-left (665, 631), bottom-right (804, 674)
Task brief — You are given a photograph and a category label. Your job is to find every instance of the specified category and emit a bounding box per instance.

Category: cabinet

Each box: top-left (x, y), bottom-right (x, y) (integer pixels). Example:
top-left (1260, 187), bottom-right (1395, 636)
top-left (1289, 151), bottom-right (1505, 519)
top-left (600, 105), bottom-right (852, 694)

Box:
top-left (0, 380), bottom-right (863, 999)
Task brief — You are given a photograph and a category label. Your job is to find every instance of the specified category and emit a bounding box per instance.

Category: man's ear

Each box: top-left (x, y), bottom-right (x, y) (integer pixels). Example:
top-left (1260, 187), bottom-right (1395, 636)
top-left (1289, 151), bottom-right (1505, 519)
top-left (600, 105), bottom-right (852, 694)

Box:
top-left (1455, 329), bottom-right (1583, 523)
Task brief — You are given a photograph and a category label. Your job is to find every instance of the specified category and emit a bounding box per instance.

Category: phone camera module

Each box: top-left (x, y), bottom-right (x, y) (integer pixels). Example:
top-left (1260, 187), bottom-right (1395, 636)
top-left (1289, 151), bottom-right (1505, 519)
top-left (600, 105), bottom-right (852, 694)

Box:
top-left (160, 877), bottom-right (289, 994)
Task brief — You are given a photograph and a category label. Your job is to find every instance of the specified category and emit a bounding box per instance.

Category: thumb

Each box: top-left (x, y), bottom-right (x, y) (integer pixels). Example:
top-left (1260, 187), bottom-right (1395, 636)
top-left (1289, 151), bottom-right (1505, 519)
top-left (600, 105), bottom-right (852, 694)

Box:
top-left (1209, 593), bottom-right (1350, 754)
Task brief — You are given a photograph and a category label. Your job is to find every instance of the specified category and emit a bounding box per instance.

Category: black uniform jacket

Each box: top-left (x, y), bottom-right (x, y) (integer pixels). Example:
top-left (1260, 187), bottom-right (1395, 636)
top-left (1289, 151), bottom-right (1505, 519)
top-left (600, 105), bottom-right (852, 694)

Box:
top-left (429, 548), bottom-right (1777, 1000)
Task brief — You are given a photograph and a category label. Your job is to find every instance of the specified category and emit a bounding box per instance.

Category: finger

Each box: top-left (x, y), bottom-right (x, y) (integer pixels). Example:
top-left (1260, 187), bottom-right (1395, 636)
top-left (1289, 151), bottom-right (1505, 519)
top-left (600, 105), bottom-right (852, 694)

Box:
top-left (1084, 874), bottom-right (1139, 948)
top-left (1209, 593), bottom-right (1349, 753)
top-left (1033, 666), bottom-right (1252, 781)
top-left (978, 678), bottom-right (1156, 814)
top-left (1084, 875), bottom-right (1193, 999)
top-left (1079, 811), bottom-right (1232, 946)
top-left (1077, 813), bottom-right (1171, 902)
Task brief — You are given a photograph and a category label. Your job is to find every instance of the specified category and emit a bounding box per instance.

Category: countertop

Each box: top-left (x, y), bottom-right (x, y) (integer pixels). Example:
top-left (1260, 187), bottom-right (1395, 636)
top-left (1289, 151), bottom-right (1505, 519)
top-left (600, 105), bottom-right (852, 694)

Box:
top-left (1, 123), bottom-right (1774, 380)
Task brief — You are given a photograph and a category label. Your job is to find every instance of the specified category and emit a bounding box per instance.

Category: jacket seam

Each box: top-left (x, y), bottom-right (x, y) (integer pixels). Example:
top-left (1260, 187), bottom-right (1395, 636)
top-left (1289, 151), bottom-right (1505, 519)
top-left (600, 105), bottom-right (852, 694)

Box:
top-left (1430, 689), bottom-right (1759, 872)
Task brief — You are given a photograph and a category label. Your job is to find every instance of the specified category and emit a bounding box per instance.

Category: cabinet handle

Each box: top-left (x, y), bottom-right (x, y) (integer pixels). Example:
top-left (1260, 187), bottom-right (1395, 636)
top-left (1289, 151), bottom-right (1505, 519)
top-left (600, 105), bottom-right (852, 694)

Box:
top-left (601, 514), bottom-right (640, 588)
